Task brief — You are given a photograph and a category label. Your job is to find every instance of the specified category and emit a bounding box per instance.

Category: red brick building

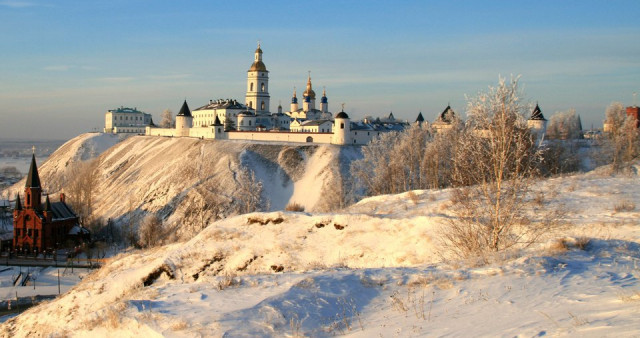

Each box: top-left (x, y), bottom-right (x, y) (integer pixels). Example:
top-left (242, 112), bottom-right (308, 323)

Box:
top-left (626, 106), bottom-right (639, 128)
top-left (13, 154), bottom-right (86, 254)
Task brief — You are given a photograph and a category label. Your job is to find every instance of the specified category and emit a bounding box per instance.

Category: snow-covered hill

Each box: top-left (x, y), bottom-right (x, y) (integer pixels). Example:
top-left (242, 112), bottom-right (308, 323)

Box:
top-left (2, 164), bottom-right (638, 337)
top-left (6, 134), bottom-right (361, 237)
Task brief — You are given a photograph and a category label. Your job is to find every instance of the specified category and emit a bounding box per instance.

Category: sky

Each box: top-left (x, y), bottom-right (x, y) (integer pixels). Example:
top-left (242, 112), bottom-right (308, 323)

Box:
top-left (0, 1), bottom-right (639, 140)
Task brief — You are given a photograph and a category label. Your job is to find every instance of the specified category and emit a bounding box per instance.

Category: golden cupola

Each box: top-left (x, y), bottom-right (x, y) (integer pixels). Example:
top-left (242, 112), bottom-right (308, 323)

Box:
top-left (249, 42), bottom-right (267, 72)
top-left (303, 73), bottom-right (316, 100)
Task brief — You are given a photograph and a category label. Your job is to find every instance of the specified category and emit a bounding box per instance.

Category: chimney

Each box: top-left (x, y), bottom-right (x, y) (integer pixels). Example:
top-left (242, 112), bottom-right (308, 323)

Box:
top-left (60, 193), bottom-right (65, 203)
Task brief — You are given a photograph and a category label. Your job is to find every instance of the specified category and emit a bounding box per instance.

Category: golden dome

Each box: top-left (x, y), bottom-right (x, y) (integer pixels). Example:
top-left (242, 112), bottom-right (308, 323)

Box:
top-left (249, 61), bottom-right (267, 71)
top-left (303, 74), bottom-right (316, 99)
top-left (303, 88), bottom-right (316, 100)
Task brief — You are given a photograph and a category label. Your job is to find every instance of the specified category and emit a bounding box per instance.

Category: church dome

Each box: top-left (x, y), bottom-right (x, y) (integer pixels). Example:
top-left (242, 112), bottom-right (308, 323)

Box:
top-left (303, 88), bottom-right (316, 100)
top-left (249, 61), bottom-right (267, 71)
top-left (303, 73), bottom-right (316, 99)
top-left (335, 111), bottom-right (349, 119)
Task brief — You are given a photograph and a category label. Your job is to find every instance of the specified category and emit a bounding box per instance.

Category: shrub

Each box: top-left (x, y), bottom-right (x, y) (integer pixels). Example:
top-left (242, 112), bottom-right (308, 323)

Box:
top-left (285, 202), bottom-right (305, 212)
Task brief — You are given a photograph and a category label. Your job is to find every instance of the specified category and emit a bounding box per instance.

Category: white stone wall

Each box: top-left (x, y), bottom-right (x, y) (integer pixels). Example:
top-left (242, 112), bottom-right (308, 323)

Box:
top-left (227, 131), bottom-right (332, 144)
top-left (146, 126), bottom-right (178, 137)
top-left (146, 121), bottom-right (381, 146)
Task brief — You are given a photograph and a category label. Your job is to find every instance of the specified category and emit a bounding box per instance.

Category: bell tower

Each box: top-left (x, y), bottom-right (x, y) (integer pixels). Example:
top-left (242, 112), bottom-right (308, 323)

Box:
top-left (246, 42), bottom-right (270, 115)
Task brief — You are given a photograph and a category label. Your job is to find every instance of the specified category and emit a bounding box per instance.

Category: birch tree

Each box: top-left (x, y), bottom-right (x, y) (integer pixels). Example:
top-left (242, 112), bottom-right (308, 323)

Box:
top-left (443, 76), bottom-right (549, 260)
top-left (159, 109), bottom-right (174, 128)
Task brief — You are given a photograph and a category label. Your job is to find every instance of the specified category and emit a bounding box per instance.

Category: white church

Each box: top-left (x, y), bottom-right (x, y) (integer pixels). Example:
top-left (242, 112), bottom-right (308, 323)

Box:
top-left (109, 43), bottom-right (546, 145)
top-left (145, 44), bottom-right (390, 145)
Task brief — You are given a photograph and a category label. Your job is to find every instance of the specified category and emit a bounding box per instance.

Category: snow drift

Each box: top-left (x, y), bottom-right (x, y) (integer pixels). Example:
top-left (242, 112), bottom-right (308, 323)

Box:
top-left (1, 163), bottom-right (639, 337)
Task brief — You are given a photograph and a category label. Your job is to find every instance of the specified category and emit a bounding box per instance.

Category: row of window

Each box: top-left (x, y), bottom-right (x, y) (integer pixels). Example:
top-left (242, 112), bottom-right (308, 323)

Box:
top-left (116, 115), bottom-right (146, 121)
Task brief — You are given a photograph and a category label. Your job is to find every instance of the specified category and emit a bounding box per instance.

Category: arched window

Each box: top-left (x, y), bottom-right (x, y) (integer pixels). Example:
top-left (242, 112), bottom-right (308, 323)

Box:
top-left (261, 83), bottom-right (265, 92)
top-left (250, 83), bottom-right (254, 91)
top-left (261, 101), bottom-right (265, 110)
top-left (340, 123), bottom-right (345, 129)
top-left (249, 120), bottom-right (252, 126)
top-left (306, 136), bottom-right (313, 143)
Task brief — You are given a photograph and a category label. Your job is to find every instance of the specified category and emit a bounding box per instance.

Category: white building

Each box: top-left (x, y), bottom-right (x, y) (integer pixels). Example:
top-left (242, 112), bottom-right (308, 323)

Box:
top-left (192, 99), bottom-right (246, 129)
top-left (104, 107), bottom-right (154, 134)
top-left (290, 119), bottom-right (333, 133)
top-left (146, 43), bottom-right (395, 146)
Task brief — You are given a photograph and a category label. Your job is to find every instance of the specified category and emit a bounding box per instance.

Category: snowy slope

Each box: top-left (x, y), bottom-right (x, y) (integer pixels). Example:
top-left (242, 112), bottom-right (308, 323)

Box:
top-left (5, 133), bottom-right (121, 197)
top-left (1, 164), bottom-right (639, 337)
top-left (7, 134), bottom-right (360, 238)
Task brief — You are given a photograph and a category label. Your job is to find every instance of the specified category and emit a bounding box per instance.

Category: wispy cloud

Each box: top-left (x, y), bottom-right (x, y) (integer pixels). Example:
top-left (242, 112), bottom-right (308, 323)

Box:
top-left (148, 74), bottom-right (192, 80)
top-left (98, 77), bottom-right (136, 83)
top-left (43, 65), bottom-right (71, 72)
top-left (0, 1), bottom-right (51, 8)
top-left (43, 65), bottom-right (98, 72)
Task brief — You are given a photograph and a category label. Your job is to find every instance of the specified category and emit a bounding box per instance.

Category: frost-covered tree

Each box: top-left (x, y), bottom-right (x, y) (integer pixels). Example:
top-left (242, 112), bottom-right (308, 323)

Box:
top-left (546, 109), bottom-right (583, 140)
top-left (159, 109), bottom-right (174, 128)
top-left (351, 124), bottom-right (437, 197)
top-left (443, 76), bottom-right (549, 260)
top-left (601, 102), bottom-right (640, 171)
top-left (65, 159), bottom-right (101, 226)
top-left (235, 168), bottom-right (266, 214)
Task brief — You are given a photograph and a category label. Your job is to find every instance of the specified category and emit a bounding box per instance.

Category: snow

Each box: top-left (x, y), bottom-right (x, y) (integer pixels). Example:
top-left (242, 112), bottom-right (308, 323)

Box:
top-left (1, 161), bottom-right (639, 337)
top-left (7, 134), bottom-right (360, 239)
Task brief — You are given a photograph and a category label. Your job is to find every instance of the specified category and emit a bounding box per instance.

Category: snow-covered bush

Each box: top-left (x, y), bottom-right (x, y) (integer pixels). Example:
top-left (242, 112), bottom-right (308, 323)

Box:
top-left (600, 102), bottom-right (640, 172)
top-left (442, 77), bottom-right (557, 260)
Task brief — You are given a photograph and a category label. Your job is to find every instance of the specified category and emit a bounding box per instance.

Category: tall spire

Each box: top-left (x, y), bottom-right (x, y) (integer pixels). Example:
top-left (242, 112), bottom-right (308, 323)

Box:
top-left (14, 193), bottom-right (22, 211)
top-left (303, 71), bottom-right (316, 100)
top-left (44, 194), bottom-right (51, 211)
top-left (25, 153), bottom-right (41, 188)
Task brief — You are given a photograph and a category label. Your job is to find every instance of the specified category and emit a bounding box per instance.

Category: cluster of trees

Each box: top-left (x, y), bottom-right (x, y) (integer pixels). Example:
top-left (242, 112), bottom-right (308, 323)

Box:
top-left (546, 109), bottom-right (583, 140)
top-left (602, 102), bottom-right (640, 171)
top-left (351, 77), bottom-right (639, 260)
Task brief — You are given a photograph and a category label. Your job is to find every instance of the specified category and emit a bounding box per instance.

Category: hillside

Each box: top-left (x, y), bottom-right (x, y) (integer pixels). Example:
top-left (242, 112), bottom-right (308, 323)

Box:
top-left (1, 163), bottom-right (639, 336)
top-left (6, 133), bottom-right (360, 239)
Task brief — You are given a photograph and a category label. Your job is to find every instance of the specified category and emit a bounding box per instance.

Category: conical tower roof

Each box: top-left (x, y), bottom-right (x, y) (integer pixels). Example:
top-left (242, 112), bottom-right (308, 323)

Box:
top-left (438, 105), bottom-right (456, 123)
top-left (25, 154), bottom-right (41, 188)
top-left (44, 195), bottom-right (51, 211)
top-left (14, 193), bottom-right (22, 211)
top-left (416, 112), bottom-right (425, 123)
top-left (530, 103), bottom-right (546, 121)
top-left (213, 116), bottom-right (222, 126)
top-left (177, 100), bottom-right (192, 117)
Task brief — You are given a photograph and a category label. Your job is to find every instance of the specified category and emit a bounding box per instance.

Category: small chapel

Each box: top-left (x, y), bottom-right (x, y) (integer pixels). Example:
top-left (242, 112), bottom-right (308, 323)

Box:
top-left (12, 153), bottom-right (87, 254)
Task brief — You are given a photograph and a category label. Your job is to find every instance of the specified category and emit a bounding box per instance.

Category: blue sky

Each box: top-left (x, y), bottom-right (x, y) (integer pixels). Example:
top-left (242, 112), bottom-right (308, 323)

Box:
top-left (1, 1), bottom-right (639, 139)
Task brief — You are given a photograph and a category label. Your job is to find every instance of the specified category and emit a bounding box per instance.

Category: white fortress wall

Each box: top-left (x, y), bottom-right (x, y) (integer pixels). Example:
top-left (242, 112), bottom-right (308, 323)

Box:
top-left (146, 127), bottom-right (178, 137)
top-left (227, 131), bottom-right (333, 144)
